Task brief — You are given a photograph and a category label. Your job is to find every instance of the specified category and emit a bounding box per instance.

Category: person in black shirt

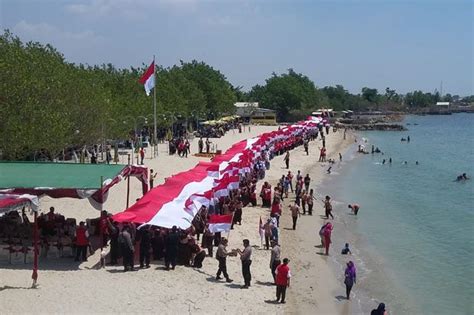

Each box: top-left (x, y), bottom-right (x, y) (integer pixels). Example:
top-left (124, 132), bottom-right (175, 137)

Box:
top-left (165, 226), bottom-right (179, 270)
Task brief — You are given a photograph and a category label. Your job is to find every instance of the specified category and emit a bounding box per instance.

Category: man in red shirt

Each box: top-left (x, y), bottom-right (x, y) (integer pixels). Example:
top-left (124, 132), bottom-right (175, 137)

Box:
top-left (75, 221), bottom-right (89, 262)
top-left (275, 258), bottom-right (291, 303)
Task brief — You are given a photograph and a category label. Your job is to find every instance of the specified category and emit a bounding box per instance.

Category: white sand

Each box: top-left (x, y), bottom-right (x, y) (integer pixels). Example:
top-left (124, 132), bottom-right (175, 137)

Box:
top-left (0, 125), bottom-right (352, 314)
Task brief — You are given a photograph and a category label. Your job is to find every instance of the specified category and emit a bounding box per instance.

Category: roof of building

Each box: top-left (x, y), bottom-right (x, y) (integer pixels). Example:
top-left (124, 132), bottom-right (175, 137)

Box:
top-left (234, 102), bottom-right (259, 108)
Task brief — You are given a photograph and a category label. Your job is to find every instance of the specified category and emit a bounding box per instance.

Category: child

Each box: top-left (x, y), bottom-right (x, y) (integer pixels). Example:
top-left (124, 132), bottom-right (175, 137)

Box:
top-left (341, 243), bottom-right (352, 255)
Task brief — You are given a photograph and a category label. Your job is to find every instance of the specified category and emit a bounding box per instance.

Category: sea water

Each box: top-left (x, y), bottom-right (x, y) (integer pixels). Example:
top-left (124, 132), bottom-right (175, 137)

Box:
top-left (318, 113), bottom-right (474, 314)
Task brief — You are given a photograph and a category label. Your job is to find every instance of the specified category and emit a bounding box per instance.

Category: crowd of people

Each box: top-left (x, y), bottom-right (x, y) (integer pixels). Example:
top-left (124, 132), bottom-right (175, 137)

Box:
top-left (0, 120), bottom-right (390, 312)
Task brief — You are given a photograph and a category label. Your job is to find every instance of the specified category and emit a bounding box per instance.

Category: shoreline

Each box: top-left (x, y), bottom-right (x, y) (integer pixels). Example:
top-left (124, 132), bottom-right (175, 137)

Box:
top-left (281, 130), bottom-right (357, 314)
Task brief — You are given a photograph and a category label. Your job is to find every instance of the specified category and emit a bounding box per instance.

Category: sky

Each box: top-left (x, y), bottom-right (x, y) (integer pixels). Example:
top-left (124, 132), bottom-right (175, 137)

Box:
top-left (1, 0), bottom-right (473, 95)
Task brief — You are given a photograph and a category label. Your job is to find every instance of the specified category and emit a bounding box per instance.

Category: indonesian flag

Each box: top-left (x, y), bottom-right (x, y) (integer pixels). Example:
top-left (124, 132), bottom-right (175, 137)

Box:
top-left (139, 61), bottom-right (155, 96)
top-left (184, 190), bottom-right (214, 214)
top-left (208, 214), bottom-right (233, 233)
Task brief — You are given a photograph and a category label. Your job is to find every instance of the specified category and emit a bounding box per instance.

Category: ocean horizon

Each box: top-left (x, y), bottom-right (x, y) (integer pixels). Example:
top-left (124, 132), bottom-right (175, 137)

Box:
top-left (316, 113), bottom-right (474, 314)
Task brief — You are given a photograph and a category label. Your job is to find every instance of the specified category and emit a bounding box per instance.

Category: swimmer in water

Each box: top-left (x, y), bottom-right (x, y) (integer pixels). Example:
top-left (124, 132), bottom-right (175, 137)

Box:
top-left (416, 161), bottom-right (419, 165)
top-left (389, 158), bottom-right (392, 164)
top-left (327, 167), bottom-right (332, 174)
top-left (456, 173), bottom-right (469, 181)
top-left (341, 243), bottom-right (352, 255)
top-left (382, 159), bottom-right (386, 165)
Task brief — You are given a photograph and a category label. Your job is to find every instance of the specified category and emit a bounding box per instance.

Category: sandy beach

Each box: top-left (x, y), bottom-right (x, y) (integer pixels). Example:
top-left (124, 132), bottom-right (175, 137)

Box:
top-left (0, 125), bottom-right (354, 314)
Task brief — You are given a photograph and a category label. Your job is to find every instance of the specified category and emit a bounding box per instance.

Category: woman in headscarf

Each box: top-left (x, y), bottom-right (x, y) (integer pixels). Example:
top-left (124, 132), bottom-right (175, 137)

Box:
top-left (370, 303), bottom-right (387, 315)
top-left (344, 261), bottom-right (356, 300)
top-left (323, 222), bottom-right (333, 255)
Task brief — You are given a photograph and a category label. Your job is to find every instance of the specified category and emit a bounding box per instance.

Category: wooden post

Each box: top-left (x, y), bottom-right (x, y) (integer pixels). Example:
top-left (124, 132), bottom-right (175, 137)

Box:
top-left (31, 211), bottom-right (39, 287)
top-left (100, 176), bottom-right (104, 252)
top-left (126, 154), bottom-right (131, 208)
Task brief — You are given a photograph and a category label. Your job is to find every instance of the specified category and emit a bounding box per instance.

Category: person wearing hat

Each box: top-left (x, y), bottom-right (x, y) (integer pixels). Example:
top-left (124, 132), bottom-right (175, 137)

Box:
top-left (269, 240), bottom-right (281, 283)
top-left (275, 258), bottom-right (291, 303)
top-left (215, 238), bottom-right (233, 283)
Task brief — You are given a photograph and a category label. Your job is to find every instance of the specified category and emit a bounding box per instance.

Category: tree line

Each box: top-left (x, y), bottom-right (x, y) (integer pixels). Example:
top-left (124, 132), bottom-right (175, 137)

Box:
top-left (0, 31), bottom-right (236, 160)
top-left (1, 31), bottom-right (472, 160)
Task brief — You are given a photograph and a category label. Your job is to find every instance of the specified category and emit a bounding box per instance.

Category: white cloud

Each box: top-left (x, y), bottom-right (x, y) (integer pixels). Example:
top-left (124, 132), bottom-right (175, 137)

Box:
top-left (12, 20), bottom-right (102, 44)
top-left (204, 15), bottom-right (238, 26)
top-left (11, 20), bottom-right (105, 65)
top-left (65, 0), bottom-right (199, 19)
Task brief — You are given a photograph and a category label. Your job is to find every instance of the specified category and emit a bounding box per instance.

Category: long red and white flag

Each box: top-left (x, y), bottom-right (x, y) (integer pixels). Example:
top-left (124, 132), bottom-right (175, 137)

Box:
top-left (208, 214), bottom-right (233, 233)
top-left (139, 61), bottom-right (155, 96)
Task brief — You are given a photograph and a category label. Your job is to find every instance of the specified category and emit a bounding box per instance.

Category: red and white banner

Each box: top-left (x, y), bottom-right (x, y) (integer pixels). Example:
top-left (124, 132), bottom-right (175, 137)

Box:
top-left (208, 214), bottom-right (233, 233)
top-left (113, 119), bottom-right (320, 229)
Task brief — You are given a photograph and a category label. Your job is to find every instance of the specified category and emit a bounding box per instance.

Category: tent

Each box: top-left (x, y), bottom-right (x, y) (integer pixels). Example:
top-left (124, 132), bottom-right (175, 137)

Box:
top-left (0, 162), bottom-right (149, 286)
top-left (0, 162), bottom-right (149, 209)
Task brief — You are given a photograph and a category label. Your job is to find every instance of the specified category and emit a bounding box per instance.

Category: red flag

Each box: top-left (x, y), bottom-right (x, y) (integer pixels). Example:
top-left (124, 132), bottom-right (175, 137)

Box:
top-left (208, 214), bottom-right (233, 233)
top-left (139, 61), bottom-right (155, 96)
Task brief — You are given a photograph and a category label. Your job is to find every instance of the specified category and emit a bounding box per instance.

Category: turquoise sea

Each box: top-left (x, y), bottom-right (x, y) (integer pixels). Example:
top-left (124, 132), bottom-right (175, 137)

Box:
top-left (319, 113), bottom-right (474, 314)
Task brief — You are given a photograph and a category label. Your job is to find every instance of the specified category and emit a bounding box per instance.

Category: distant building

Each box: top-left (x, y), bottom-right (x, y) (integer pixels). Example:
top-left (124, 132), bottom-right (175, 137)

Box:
top-left (234, 102), bottom-right (276, 124)
top-left (436, 102), bottom-right (450, 107)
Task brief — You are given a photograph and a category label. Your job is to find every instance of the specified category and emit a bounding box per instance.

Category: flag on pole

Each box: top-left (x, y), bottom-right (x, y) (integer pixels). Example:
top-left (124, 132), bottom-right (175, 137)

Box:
top-left (139, 61), bottom-right (155, 96)
top-left (208, 214), bottom-right (233, 233)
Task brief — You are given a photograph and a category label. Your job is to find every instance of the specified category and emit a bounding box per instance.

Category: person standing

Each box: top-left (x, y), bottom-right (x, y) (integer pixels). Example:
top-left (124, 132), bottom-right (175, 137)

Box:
top-left (237, 239), bottom-right (253, 288)
top-left (264, 219), bottom-right (273, 250)
top-left (284, 151), bottom-right (290, 169)
top-left (106, 148), bottom-right (112, 164)
top-left (185, 139), bottom-right (190, 158)
top-left (319, 222), bottom-right (328, 248)
top-left (107, 220), bottom-right (119, 265)
top-left (324, 195), bottom-right (334, 219)
top-left (323, 222), bottom-right (333, 255)
top-left (98, 211), bottom-right (110, 248)
top-left (198, 137), bottom-right (204, 154)
top-left (304, 174), bottom-right (311, 192)
top-left (307, 189), bottom-right (315, 215)
top-left (205, 138), bottom-right (211, 154)
top-left (289, 202), bottom-right (301, 230)
top-left (301, 190), bottom-right (308, 215)
top-left (139, 147), bottom-right (145, 165)
top-left (275, 258), bottom-right (291, 304)
top-left (74, 221), bottom-right (89, 262)
top-left (287, 171), bottom-right (294, 193)
top-left (303, 139), bottom-right (309, 155)
top-left (165, 226), bottom-right (179, 270)
top-left (139, 226), bottom-right (151, 268)
top-left (344, 261), bottom-right (357, 300)
top-left (119, 225), bottom-right (135, 271)
top-left (270, 240), bottom-right (281, 284)
top-left (348, 204), bottom-right (360, 215)
top-left (149, 169), bottom-right (157, 189)
top-left (216, 238), bottom-right (233, 283)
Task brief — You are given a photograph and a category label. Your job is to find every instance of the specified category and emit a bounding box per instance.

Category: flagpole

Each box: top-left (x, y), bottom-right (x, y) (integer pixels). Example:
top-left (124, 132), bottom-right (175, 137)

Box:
top-left (153, 55), bottom-right (158, 157)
